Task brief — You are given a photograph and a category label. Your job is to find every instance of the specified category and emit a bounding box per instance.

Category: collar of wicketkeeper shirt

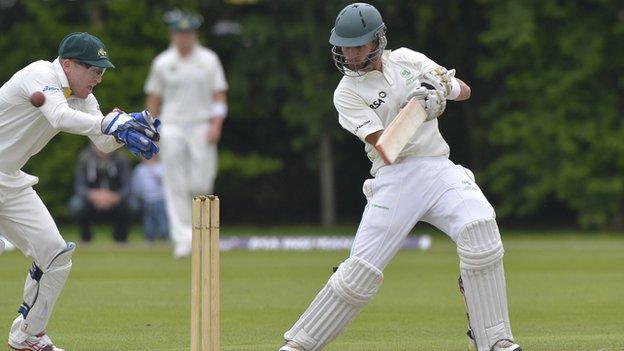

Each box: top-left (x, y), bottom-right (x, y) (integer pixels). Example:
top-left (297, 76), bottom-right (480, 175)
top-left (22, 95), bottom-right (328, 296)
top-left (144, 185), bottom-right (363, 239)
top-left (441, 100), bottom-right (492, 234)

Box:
top-left (52, 57), bottom-right (73, 98)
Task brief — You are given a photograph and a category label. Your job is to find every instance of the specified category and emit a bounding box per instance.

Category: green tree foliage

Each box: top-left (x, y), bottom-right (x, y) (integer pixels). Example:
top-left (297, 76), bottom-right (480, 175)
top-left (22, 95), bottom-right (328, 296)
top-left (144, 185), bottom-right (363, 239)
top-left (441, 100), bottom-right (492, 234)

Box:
top-left (477, 0), bottom-right (624, 227)
top-left (1, 1), bottom-right (622, 227)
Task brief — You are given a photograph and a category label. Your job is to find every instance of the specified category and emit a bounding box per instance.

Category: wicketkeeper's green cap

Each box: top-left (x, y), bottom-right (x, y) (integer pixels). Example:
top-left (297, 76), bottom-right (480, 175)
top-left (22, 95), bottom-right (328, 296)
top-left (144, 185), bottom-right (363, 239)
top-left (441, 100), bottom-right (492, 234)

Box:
top-left (58, 32), bottom-right (115, 68)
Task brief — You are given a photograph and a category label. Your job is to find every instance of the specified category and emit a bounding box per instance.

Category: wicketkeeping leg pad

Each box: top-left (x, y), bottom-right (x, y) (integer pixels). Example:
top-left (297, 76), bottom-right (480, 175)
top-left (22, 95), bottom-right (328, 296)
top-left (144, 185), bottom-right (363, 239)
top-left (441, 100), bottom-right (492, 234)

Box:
top-left (18, 242), bottom-right (75, 336)
top-left (283, 256), bottom-right (383, 351)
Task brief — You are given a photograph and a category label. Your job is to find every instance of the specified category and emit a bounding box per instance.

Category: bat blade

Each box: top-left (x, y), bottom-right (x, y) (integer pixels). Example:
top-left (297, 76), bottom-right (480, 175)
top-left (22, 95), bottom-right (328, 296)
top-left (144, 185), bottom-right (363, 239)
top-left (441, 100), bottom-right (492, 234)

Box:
top-left (375, 97), bottom-right (427, 165)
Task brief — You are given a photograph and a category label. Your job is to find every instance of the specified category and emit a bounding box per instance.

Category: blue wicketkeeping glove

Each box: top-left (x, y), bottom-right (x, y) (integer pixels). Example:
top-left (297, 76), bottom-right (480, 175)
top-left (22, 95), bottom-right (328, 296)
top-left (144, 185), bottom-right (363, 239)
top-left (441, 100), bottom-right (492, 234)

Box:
top-left (102, 110), bottom-right (160, 159)
top-left (129, 110), bottom-right (161, 141)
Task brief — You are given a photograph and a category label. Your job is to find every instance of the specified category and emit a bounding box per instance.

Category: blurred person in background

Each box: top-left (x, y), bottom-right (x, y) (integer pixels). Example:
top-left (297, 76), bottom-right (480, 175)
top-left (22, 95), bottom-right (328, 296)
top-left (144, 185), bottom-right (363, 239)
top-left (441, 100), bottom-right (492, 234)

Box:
top-left (144, 9), bottom-right (228, 258)
top-left (0, 32), bottom-right (158, 351)
top-left (69, 143), bottom-right (132, 243)
top-left (278, 3), bottom-right (521, 351)
top-left (131, 155), bottom-right (169, 242)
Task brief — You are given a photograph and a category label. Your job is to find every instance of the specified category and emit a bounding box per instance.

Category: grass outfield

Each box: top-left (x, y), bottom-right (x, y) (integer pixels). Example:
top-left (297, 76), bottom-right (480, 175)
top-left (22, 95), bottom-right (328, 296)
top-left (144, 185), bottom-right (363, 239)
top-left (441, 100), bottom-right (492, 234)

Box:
top-left (1, 229), bottom-right (623, 350)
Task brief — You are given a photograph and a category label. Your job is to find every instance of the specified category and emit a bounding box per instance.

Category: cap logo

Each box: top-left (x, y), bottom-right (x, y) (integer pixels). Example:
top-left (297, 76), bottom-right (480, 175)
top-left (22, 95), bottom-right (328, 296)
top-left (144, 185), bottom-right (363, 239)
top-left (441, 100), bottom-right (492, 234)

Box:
top-left (179, 18), bottom-right (190, 30)
top-left (97, 48), bottom-right (108, 58)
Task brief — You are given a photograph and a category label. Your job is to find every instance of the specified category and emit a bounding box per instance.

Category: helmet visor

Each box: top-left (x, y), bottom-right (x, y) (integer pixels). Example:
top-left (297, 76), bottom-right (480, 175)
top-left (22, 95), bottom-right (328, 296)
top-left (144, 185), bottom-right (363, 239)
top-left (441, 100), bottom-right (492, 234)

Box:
top-left (331, 29), bottom-right (387, 77)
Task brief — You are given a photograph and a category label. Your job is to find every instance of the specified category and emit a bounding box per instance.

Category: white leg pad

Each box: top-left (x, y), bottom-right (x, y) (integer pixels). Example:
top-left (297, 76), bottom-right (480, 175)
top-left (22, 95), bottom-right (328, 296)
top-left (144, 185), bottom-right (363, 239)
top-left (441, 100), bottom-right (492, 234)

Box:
top-left (283, 256), bottom-right (383, 351)
top-left (457, 219), bottom-right (513, 351)
top-left (14, 242), bottom-right (75, 339)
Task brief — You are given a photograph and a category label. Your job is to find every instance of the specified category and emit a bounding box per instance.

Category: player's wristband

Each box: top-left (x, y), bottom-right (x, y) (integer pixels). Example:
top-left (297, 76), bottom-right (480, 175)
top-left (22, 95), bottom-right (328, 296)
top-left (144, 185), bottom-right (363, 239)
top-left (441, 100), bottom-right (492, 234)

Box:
top-left (447, 78), bottom-right (461, 100)
top-left (211, 101), bottom-right (228, 118)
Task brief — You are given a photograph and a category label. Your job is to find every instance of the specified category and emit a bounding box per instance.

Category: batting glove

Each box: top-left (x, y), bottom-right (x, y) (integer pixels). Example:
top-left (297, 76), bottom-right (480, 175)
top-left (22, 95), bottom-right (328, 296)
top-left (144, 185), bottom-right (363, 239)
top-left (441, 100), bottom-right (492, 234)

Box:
top-left (421, 67), bottom-right (456, 97)
top-left (402, 86), bottom-right (446, 121)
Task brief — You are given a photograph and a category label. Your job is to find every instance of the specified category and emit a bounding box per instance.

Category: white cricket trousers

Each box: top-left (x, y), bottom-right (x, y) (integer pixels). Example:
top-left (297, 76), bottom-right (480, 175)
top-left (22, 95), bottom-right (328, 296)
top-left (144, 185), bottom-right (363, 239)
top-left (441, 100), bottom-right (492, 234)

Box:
top-left (159, 121), bottom-right (217, 255)
top-left (0, 186), bottom-right (66, 267)
top-left (353, 156), bottom-right (495, 270)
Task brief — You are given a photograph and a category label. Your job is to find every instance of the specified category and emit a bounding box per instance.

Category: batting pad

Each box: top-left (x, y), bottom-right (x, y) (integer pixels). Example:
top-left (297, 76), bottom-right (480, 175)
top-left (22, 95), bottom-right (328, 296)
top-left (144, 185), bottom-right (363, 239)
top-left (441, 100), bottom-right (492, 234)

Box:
top-left (284, 256), bottom-right (383, 351)
top-left (17, 242), bottom-right (75, 337)
top-left (457, 219), bottom-right (513, 351)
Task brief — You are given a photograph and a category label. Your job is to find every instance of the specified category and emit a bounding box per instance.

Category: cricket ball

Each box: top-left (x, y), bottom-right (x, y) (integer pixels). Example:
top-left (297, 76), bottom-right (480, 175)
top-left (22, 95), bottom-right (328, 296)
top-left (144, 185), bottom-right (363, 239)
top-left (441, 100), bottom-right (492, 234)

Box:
top-left (30, 91), bottom-right (45, 107)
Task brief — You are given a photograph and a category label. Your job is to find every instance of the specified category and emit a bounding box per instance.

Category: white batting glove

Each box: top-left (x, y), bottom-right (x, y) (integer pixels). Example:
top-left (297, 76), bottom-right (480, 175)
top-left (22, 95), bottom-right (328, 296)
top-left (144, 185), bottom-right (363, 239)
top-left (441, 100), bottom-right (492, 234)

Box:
top-left (400, 86), bottom-right (427, 108)
top-left (422, 88), bottom-right (446, 121)
top-left (402, 86), bottom-right (446, 121)
top-left (421, 67), bottom-right (456, 97)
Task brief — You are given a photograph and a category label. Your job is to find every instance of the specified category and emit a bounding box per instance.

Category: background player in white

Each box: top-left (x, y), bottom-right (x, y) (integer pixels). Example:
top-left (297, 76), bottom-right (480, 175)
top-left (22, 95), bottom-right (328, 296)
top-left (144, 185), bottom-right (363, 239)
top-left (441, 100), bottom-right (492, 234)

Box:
top-left (0, 32), bottom-right (159, 351)
top-left (279, 3), bottom-right (521, 351)
top-left (145, 9), bottom-right (229, 259)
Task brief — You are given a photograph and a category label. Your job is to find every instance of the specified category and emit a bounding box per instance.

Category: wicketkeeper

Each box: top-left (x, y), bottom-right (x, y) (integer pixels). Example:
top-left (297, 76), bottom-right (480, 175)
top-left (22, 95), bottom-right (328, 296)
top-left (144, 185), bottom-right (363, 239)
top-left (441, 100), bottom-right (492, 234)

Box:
top-left (278, 3), bottom-right (521, 351)
top-left (0, 32), bottom-right (159, 351)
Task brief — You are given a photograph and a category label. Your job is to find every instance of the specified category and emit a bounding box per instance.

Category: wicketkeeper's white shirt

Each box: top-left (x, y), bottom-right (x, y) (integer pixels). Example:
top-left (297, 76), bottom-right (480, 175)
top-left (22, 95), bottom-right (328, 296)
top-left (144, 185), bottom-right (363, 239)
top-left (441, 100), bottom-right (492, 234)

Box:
top-left (334, 48), bottom-right (451, 176)
top-left (0, 58), bottom-right (119, 190)
top-left (144, 44), bottom-right (228, 123)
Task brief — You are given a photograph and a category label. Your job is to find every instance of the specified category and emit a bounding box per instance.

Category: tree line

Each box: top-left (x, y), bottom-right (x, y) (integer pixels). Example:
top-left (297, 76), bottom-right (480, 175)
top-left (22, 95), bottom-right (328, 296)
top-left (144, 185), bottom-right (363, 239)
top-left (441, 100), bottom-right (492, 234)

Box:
top-left (1, 0), bottom-right (622, 228)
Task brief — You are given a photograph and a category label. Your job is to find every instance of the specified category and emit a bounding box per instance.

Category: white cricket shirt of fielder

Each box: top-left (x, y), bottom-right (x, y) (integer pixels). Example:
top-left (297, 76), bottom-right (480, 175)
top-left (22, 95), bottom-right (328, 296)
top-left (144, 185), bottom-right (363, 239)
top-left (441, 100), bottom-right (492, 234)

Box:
top-left (0, 58), bottom-right (119, 192)
top-left (144, 44), bottom-right (228, 123)
top-left (334, 48), bottom-right (451, 176)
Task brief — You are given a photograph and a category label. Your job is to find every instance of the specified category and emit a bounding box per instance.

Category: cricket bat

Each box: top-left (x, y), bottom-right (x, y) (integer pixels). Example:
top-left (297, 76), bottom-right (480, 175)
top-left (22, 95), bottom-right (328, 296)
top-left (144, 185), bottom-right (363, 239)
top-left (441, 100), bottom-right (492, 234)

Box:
top-left (375, 97), bottom-right (427, 165)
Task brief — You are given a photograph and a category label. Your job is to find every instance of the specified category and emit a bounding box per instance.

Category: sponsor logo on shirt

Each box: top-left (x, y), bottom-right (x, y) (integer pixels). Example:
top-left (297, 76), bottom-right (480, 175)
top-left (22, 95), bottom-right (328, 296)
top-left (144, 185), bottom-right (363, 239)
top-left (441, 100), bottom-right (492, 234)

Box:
top-left (354, 120), bottom-right (371, 134)
top-left (400, 69), bottom-right (418, 86)
top-left (42, 85), bottom-right (60, 92)
top-left (369, 91), bottom-right (387, 109)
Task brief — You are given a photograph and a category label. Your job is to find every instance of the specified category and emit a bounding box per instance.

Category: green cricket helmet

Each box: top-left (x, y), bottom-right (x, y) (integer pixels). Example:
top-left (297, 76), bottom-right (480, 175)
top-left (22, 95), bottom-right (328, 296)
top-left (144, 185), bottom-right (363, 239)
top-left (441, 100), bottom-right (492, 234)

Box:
top-left (329, 3), bottom-right (387, 76)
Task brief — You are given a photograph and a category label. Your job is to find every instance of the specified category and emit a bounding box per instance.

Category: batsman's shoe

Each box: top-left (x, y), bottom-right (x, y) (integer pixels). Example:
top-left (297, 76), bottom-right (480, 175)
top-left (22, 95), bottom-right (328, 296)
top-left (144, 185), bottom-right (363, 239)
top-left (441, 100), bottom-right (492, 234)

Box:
top-left (8, 332), bottom-right (65, 351)
top-left (467, 329), bottom-right (521, 351)
top-left (491, 339), bottom-right (522, 351)
top-left (278, 341), bottom-right (304, 351)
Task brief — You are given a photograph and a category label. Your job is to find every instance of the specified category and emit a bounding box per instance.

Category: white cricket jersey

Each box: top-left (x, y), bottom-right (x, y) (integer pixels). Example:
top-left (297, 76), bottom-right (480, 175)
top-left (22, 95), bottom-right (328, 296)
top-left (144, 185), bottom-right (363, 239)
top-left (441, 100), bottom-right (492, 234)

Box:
top-left (144, 44), bottom-right (228, 123)
top-left (334, 48), bottom-right (451, 176)
top-left (0, 58), bottom-right (119, 190)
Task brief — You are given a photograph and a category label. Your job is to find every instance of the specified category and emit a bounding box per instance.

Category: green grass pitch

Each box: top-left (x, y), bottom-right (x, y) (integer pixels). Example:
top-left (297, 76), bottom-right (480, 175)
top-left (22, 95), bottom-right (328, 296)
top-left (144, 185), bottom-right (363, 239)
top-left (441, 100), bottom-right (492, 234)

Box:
top-left (1, 231), bottom-right (623, 350)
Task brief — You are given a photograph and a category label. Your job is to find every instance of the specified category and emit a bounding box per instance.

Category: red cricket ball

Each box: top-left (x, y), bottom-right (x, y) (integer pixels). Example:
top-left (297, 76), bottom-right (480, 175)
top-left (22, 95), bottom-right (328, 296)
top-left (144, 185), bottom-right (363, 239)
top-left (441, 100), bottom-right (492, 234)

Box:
top-left (30, 91), bottom-right (45, 107)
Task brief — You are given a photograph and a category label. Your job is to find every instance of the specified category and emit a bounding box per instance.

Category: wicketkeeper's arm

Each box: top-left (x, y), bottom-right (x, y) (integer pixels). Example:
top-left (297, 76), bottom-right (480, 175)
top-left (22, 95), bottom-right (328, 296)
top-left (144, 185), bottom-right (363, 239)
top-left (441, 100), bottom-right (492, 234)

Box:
top-left (37, 90), bottom-right (104, 135)
top-left (84, 95), bottom-right (123, 153)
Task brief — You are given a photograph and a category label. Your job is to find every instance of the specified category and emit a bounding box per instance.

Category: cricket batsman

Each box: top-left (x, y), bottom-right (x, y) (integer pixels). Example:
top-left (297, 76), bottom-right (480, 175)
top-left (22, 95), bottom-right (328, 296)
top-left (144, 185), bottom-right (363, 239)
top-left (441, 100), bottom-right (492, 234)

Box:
top-left (0, 32), bottom-right (159, 350)
top-left (278, 3), bottom-right (522, 351)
